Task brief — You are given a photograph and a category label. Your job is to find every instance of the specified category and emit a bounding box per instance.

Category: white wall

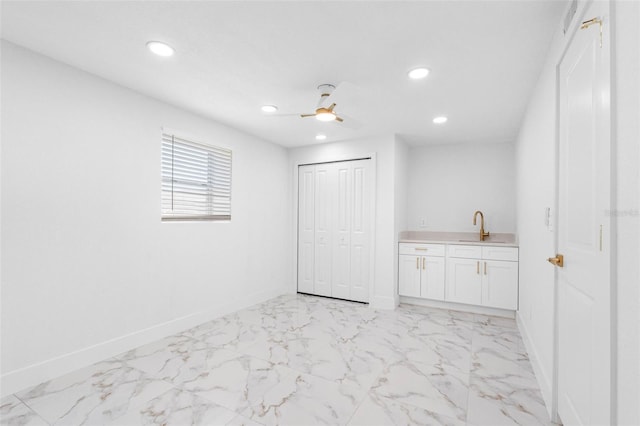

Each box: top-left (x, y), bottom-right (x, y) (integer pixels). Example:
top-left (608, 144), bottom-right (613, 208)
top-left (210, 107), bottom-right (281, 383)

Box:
top-left (516, 1), bottom-right (640, 423)
top-left (288, 135), bottom-right (399, 309)
top-left (393, 136), bottom-right (409, 306)
top-left (514, 23), bottom-right (560, 414)
top-left (612, 1), bottom-right (640, 424)
top-left (407, 143), bottom-right (516, 233)
top-left (0, 41), bottom-right (291, 395)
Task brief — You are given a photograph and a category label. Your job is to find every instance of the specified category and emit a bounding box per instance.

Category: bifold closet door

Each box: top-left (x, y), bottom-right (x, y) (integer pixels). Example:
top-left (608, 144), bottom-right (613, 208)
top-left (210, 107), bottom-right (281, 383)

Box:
top-left (312, 163), bottom-right (334, 297)
top-left (297, 160), bottom-right (372, 303)
top-left (341, 160), bottom-right (372, 303)
top-left (297, 165), bottom-right (315, 294)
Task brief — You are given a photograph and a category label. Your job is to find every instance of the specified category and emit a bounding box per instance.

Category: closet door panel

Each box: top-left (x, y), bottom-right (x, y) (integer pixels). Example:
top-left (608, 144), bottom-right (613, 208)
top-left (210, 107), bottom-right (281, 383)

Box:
top-left (332, 163), bottom-right (351, 300)
top-left (297, 166), bottom-right (315, 294)
top-left (313, 164), bottom-right (333, 297)
top-left (349, 160), bottom-right (371, 303)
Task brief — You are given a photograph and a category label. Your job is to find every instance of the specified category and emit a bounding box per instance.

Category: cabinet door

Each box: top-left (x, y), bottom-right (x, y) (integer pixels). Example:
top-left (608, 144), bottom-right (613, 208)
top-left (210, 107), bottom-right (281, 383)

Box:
top-left (482, 260), bottom-right (519, 310)
top-left (421, 256), bottom-right (446, 301)
top-left (399, 255), bottom-right (421, 297)
top-left (446, 257), bottom-right (482, 305)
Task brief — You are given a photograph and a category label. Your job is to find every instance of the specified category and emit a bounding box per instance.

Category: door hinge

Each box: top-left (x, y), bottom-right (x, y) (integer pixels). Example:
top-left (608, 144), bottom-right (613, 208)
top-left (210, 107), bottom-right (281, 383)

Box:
top-left (580, 17), bottom-right (603, 48)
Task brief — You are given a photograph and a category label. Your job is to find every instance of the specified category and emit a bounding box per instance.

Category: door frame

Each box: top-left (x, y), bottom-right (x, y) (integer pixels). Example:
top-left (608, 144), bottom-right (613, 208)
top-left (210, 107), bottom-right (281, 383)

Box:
top-left (292, 153), bottom-right (377, 303)
top-left (552, 0), bottom-right (615, 423)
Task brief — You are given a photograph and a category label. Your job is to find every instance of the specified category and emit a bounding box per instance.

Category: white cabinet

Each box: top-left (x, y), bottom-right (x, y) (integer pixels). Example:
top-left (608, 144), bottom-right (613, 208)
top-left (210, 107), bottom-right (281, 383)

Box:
top-left (398, 244), bottom-right (445, 301)
top-left (446, 257), bottom-right (482, 305)
top-left (399, 242), bottom-right (519, 311)
top-left (297, 160), bottom-right (374, 303)
top-left (422, 256), bottom-right (446, 300)
top-left (483, 260), bottom-right (519, 310)
top-left (445, 245), bottom-right (519, 310)
top-left (398, 255), bottom-right (421, 297)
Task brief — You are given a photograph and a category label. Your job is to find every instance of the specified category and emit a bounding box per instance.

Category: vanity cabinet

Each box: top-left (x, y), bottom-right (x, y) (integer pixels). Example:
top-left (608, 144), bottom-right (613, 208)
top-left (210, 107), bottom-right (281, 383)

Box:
top-left (398, 243), bottom-right (446, 300)
top-left (482, 260), bottom-right (519, 310)
top-left (445, 245), bottom-right (519, 310)
top-left (446, 257), bottom-right (482, 305)
top-left (399, 242), bottom-right (519, 311)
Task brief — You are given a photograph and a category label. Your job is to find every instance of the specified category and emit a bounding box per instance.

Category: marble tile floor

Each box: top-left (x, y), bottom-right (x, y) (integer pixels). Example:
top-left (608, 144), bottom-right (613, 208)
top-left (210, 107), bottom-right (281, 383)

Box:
top-left (1, 294), bottom-right (552, 426)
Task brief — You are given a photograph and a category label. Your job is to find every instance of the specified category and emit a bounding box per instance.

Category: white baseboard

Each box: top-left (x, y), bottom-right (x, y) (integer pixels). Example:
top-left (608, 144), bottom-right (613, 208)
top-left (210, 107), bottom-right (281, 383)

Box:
top-left (516, 312), bottom-right (554, 420)
top-left (399, 296), bottom-right (516, 318)
top-left (0, 287), bottom-right (287, 398)
top-left (370, 295), bottom-right (398, 310)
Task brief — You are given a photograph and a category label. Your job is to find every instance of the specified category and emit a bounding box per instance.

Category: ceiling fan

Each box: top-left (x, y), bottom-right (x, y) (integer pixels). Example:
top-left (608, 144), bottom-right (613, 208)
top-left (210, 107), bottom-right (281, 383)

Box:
top-left (266, 82), bottom-right (361, 129)
top-left (300, 84), bottom-right (345, 123)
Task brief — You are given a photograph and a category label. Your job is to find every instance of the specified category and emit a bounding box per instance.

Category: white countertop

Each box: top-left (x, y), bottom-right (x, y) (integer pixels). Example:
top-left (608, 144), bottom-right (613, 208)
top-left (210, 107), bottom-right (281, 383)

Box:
top-left (398, 231), bottom-right (518, 247)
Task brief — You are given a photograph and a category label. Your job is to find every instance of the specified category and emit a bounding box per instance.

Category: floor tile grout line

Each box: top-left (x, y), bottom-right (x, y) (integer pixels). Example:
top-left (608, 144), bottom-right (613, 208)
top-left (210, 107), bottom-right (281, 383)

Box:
top-left (372, 361), bottom-right (470, 422)
top-left (13, 393), bottom-right (53, 426)
top-left (343, 373), bottom-right (381, 425)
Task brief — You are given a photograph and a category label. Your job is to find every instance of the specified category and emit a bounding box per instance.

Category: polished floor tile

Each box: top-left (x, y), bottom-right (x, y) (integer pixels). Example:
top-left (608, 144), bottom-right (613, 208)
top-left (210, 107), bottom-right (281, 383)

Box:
top-left (2, 294), bottom-right (551, 425)
top-left (0, 395), bottom-right (48, 426)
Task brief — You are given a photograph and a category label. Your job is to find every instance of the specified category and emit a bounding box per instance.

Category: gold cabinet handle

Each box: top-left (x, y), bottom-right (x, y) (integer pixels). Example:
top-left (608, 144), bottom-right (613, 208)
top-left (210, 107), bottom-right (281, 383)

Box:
top-left (484, 262), bottom-right (487, 275)
top-left (416, 257), bottom-right (420, 269)
top-left (422, 257), bottom-right (426, 270)
top-left (476, 261), bottom-right (480, 274)
top-left (547, 254), bottom-right (564, 267)
top-left (414, 248), bottom-right (428, 251)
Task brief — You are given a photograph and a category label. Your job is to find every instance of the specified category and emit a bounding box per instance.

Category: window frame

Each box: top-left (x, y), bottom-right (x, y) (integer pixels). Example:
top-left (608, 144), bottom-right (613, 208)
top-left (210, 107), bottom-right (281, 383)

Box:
top-left (160, 130), bottom-right (232, 222)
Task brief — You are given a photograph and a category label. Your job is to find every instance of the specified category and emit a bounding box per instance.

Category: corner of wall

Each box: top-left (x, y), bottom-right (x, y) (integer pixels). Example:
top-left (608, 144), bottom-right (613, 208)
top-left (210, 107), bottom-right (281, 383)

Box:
top-left (517, 312), bottom-right (554, 420)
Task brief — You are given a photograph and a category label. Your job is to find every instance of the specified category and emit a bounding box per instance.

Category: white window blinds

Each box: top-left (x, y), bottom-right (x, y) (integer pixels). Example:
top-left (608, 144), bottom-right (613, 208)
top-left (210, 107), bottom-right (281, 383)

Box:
top-left (161, 132), bottom-right (232, 221)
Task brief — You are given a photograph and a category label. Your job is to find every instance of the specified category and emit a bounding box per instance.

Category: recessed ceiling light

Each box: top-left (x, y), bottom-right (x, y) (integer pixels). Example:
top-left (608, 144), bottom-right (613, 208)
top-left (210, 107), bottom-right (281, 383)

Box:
top-left (433, 116), bottom-right (448, 124)
top-left (315, 133), bottom-right (327, 141)
top-left (261, 105), bottom-right (278, 113)
top-left (146, 41), bottom-right (175, 57)
top-left (408, 67), bottom-right (430, 80)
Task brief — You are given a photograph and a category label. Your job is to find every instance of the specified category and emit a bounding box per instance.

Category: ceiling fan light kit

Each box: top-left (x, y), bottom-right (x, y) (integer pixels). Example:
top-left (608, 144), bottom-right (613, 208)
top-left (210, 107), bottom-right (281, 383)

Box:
top-left (315, 109), bottom-right (336, 122)
top-left (271, 83), bottom-right (351, 129)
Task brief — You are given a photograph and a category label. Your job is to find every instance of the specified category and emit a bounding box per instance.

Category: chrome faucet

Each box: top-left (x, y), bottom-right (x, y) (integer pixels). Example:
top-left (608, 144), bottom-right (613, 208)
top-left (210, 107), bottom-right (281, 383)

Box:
top-left (473, 210), bottom-right (490, 241)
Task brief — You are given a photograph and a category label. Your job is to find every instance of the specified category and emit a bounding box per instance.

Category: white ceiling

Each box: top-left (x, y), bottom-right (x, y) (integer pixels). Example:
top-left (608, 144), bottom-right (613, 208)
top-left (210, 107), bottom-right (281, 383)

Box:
top-left (1, 1), bottom-right (567, 148)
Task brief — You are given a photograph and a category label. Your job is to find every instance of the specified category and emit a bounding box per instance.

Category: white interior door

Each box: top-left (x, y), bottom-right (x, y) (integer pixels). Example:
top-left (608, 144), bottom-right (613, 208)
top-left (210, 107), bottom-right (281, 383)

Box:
top-left (557, 2), bottom-right (611, 424)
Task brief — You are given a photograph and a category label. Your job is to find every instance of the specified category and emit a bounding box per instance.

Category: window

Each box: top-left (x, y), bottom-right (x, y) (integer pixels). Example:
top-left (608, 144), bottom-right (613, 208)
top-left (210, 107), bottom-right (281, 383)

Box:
top-left (161, 132), bottom-right (232, 221)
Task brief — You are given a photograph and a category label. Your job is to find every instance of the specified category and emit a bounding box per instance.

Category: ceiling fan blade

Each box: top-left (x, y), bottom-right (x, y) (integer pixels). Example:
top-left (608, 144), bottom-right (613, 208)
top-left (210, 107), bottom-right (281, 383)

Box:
top-left (328, 103), bottom-right (336, 112)
top-left (334, 113), bottom-right (362, 129)
top-left (266, 113), bottom-right (302, 117)
top-left (300, 113), bottom-right (316, 118)
top-left (328, 81), bottom-right (361, 105)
